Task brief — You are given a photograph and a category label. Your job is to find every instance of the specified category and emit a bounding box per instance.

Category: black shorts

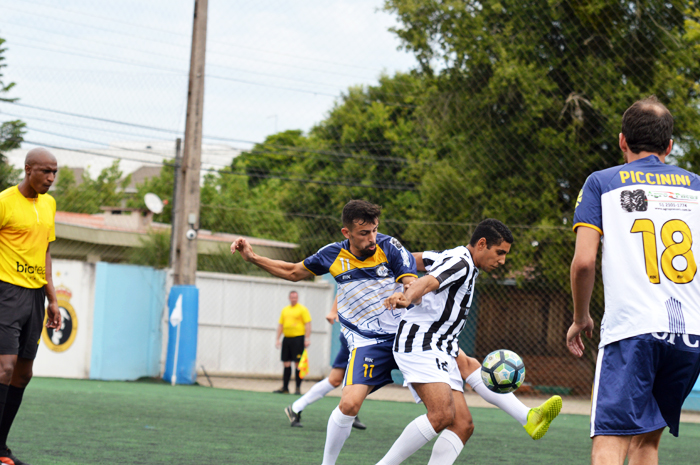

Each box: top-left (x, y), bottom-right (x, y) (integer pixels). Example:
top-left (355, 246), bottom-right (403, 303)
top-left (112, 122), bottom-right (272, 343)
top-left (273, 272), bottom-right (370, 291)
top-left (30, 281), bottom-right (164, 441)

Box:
top-left (281, 336), bottom-right (305, 363)
top-left (0, 280), bottom-right (46, 360)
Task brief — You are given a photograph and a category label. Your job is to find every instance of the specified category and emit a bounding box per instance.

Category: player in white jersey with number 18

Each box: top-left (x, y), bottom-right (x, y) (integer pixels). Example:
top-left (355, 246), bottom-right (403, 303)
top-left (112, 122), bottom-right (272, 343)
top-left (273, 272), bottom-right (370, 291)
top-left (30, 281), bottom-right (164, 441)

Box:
top-left (569, 96), bottom-right (700, 465)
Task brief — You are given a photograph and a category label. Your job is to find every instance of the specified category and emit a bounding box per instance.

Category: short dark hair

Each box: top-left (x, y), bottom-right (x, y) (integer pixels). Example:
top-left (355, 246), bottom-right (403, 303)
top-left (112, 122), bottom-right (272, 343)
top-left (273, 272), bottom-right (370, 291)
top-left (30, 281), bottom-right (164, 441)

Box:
top-left (469, 219), bottom-right (513, 248)
top-left (621, 96), bottom-right (673, 155)
top-left (289, 290), bottom-right (298, 296)
top-left (342, 200), bottom-right (381, 229)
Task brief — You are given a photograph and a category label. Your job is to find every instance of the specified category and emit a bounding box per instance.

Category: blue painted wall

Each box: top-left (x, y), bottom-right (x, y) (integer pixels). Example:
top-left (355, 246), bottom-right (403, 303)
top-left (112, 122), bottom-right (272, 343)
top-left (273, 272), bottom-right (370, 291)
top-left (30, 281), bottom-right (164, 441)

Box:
top-left (90, 262), bottom-right (166, 380)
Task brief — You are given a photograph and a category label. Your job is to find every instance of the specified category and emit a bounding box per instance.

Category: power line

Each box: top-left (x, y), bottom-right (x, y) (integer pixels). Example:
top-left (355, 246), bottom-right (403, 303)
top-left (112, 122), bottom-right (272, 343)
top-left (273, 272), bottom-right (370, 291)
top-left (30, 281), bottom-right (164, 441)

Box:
top-left (22, 140), bottom-right (417, 191)
top-left (0, 110), bottom-right (177, 142)
top-left (1, 2), bottom-right (379, 81)
top-left (3, 0), bottom-right (383, 73)
top-left (4, 101), bottom-right (426, 164)
top-left (8, 41), bottom-right (340, 98)
top-left (4, 25), bottom-right (351, 90)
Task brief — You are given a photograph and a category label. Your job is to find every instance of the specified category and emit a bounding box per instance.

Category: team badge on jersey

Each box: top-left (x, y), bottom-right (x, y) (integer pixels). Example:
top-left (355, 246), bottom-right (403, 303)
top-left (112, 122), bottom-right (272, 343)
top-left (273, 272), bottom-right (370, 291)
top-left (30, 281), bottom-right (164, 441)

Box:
top-left (620, 189), bottom-right (648, 212)
top-left (376, 265), bottom-right (389, 277)
top-left (42, 285), bottom-right (78, 353)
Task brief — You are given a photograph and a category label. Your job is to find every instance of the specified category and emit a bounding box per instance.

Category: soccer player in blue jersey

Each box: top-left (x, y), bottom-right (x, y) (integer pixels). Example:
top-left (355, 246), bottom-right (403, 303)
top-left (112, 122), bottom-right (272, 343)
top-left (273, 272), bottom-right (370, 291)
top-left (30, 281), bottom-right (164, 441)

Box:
top-left (284, 298), bottom-right (366, 430)
top-left (569, 96), bottom-right (700, 465)
top-left (231, 200), bottom-right (417, 464)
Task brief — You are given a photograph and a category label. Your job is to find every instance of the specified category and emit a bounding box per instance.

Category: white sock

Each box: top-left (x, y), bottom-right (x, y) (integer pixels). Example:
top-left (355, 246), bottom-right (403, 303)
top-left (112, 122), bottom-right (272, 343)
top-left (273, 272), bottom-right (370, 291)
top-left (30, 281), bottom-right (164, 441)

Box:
top-left (428, 429), bottom-right (464, 465)
top-left (292, 378), bottom-right (335, 413)
top-left (465, 369), bottom-right (529, 425)
top-left (322, 406), bottom-right (355, 465)
top-left (377, 414), bottom-right (438, 465)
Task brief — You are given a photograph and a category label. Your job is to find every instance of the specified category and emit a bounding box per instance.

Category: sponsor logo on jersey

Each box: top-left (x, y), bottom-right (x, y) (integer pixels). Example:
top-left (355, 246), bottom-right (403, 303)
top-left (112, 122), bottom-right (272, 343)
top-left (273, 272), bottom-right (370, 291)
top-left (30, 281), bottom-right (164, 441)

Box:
top-left (342, 274), bottom-right (353, 280)
top-left (390, 237), bottom-right (403, 250)
top-left (16, 262), bottom-right (46, 277)
top-left (42, 285), bottom-right (78, 353)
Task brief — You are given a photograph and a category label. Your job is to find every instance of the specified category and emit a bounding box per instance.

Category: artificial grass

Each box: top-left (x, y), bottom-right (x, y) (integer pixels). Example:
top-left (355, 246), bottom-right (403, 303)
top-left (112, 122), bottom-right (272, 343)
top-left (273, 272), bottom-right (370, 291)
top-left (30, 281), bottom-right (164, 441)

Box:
top-left (7, 377), bottom-right (700, 464)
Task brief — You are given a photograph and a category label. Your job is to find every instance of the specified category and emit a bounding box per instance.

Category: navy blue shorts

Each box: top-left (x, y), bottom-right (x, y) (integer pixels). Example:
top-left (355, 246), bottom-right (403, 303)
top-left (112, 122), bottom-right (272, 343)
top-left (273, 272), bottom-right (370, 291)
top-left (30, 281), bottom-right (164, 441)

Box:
top-left (344, 339), bottom-right (398, 392)
top-left (332, 333), bottom-right (350, 369)
top-left (592, 333), bottom-right (700, 437)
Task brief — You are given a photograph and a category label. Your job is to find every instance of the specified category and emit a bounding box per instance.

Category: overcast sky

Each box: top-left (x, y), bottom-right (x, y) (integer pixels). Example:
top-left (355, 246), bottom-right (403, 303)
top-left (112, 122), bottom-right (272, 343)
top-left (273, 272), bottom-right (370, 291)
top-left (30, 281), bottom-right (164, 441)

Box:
top-left (0, 0), bottom-right (417, 171)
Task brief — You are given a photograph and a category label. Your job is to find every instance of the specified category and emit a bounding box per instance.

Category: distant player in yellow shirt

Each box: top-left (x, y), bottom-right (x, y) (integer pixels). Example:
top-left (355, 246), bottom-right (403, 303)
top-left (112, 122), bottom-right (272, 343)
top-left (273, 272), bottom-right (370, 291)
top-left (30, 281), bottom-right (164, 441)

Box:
top-left (274, 291), bottom-right (312, 395)
top-left (0, 148), bottom-right (61, 465)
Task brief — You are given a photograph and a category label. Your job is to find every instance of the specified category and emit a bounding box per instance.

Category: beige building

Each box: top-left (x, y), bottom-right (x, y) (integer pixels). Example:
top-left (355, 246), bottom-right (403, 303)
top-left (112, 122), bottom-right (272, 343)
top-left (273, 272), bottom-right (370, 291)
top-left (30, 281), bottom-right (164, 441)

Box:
top-left (53, 208), bottom-right (297, 264)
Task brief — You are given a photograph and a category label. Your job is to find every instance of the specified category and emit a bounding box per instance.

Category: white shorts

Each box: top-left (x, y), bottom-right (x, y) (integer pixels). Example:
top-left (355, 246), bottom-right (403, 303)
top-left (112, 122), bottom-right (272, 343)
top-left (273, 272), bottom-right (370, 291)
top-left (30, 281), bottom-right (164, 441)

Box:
top-left (394, 350), bottom-right (464, 403)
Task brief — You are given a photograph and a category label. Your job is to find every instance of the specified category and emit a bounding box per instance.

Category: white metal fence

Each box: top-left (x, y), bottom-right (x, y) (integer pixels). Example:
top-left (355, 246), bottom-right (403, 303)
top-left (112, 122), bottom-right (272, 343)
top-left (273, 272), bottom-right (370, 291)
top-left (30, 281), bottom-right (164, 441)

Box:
top-left (193, 271), bottom-right (335, 379)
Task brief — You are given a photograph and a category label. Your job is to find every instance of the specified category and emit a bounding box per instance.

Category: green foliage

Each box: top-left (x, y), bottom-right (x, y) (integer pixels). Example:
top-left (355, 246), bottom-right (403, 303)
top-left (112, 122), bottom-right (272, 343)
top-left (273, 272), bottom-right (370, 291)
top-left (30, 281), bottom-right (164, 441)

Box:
top-left (128, 162), bottom-right (176, 224)
top-left (128, 230), bottom-right (171, 269)
top-left (0, 37), bottom-right (24, 191)
top-left (54, 161), bottom-right (132, 213)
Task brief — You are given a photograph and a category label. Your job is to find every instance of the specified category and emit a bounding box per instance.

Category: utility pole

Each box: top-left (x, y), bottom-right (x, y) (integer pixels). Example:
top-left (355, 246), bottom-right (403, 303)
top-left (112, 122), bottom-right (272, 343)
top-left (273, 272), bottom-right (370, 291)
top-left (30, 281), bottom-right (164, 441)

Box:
top-left (173, 0), bottom-right (208, 285)
top-left (169, 137), bottom-right (182, 269)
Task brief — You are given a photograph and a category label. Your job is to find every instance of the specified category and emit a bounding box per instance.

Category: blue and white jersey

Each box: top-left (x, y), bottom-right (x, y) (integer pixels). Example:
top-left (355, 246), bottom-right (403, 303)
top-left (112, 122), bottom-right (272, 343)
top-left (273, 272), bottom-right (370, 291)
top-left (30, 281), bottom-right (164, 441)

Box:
top-left (303, 233), bottom-right (417, 349)
top-left (574, 155), bottom-right (700, 347)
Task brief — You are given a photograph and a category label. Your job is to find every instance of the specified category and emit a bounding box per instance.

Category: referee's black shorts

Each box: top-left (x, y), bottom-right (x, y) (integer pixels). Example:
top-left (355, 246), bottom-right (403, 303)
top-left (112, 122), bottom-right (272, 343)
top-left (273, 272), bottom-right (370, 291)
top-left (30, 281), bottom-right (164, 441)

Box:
top-left (0, 280), bottom-right (46, 360)
top-left (281, 335), bottom-right (305, 363)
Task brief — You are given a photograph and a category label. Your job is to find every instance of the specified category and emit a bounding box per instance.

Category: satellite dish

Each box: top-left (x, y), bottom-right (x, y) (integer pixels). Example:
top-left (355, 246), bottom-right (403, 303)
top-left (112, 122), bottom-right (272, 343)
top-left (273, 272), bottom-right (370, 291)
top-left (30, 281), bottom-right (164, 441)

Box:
top-left (144, 193), bottom-right (164, 214)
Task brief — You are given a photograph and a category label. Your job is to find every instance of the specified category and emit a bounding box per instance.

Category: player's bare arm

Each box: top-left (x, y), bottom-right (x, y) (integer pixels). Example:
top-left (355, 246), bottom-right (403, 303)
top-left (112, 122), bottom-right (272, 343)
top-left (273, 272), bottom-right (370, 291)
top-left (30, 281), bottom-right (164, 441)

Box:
top-left (230, 237), bottom-right (312, 282)
top-left (325, 296), bottom-right (339, 325)
top-left (44, 244), bottom-right (61, 329)
top-left (385, 275), bottom-right (438, 310)
top-left (567, 226), bottom-right (599, 357)
top-left (412, 252), bottom-right (425, 272)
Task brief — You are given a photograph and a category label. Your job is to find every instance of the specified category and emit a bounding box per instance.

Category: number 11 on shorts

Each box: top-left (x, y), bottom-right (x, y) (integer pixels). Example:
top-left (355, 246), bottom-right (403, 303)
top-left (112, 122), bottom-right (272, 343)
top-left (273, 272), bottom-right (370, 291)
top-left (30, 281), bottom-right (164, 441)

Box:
top-left (363, 363), bottom-right (374, 378)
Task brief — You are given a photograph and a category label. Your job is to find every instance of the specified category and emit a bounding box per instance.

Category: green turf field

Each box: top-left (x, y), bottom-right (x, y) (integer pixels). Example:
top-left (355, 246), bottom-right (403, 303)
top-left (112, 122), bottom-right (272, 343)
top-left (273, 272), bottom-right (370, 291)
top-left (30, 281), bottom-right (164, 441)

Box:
top-left (8, 377), bottom-right (700, 464)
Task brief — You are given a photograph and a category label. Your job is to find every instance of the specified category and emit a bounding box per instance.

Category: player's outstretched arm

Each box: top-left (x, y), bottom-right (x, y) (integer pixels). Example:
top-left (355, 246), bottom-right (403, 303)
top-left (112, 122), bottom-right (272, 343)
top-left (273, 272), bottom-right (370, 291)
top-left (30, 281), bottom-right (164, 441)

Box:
top-left (385, 274), bottom-right (439, 310)
top-left (567, 227), bottom-right (599, 357)
top-left (230, 237), bottom-right (312, 282)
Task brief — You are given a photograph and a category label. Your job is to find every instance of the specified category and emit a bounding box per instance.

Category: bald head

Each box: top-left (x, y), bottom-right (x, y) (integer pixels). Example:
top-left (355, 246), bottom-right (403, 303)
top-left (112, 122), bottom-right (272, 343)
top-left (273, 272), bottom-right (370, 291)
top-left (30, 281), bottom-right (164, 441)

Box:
top-left (25, 147), bottom-right (57, 168)
top-left (19, 147), bottom-right (57, 197)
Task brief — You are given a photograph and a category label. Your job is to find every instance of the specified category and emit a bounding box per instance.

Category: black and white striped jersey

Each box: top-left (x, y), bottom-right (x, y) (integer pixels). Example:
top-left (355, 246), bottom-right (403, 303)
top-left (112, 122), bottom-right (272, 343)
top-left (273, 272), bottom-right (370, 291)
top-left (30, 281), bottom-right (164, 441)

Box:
top-left (393, 247), bottom-right (479, 357)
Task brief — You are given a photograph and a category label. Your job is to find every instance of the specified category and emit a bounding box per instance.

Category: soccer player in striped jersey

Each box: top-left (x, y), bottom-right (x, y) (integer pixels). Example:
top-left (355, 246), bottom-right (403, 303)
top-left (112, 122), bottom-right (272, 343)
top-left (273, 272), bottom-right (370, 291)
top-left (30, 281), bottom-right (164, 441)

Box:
top-left (569, 96), bottom-right (700, 464)
top-left (376, 220), bottom-right (561, 465)
top-left (231, 200), bottom-right (417, 465)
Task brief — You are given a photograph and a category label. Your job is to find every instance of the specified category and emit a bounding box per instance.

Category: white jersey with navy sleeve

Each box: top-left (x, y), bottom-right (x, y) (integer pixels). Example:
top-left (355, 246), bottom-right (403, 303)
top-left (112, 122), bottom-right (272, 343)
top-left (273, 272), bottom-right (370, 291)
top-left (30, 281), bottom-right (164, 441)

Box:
top-left (574, 155), bottom-right (700, 347)
top-left (394, 246), bottom-right (479, 357)
top-left (303, 233), bottom-right (417, 350)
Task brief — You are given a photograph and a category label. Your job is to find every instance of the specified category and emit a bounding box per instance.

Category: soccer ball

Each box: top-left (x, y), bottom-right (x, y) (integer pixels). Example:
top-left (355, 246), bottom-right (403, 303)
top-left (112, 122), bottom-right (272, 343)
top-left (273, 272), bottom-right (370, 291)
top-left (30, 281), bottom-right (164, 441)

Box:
top-left (480, 349), bottom-right (525, 393)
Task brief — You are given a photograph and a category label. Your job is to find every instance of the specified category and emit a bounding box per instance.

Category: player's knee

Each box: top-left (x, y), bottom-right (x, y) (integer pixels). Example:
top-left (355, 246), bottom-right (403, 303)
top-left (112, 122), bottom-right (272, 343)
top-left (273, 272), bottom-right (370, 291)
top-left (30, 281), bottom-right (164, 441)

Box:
top-left (328, 370), bottom-right (344, 387)
top-left (0, 358), bottom-right (15, 383)
top-left (338, 397), bottom-right (362, 416)
top-left (456, 417), bottom-right (474, 442)
top-left (427, 407), bottom-right (455, 432)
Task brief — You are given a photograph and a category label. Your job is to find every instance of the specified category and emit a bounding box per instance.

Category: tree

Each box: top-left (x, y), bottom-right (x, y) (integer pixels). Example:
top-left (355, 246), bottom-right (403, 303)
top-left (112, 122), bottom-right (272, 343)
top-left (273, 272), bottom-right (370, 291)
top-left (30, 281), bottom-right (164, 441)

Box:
top-left (383, 0), bottom-right (700, 283)
top-left (53, 161), bottom-right (131, 213)
top-left (0, 37), bottom-right (24, 191)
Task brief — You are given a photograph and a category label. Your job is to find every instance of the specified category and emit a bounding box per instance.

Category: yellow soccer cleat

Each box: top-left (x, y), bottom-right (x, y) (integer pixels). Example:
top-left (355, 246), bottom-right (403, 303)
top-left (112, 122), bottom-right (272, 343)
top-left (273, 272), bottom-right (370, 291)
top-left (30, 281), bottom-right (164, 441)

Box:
top-left (524, 395), bottom-right (562, 440)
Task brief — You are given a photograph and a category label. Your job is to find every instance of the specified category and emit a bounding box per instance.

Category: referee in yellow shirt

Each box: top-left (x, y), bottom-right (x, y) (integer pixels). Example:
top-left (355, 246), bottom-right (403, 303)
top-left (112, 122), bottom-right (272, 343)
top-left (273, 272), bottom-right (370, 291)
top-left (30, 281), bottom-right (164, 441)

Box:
top-left (274, 291), bottom-right (311, 395)
top-left (0, 148), bottom-right (61, 465)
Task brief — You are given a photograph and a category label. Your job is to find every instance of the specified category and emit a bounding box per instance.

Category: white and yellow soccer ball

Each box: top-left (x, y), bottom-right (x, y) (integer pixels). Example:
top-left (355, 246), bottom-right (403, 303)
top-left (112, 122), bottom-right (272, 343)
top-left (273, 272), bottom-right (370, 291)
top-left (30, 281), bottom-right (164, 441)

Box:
top-left (480, 349), bottom-right (526, 393)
